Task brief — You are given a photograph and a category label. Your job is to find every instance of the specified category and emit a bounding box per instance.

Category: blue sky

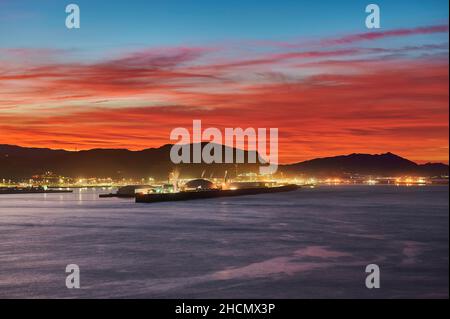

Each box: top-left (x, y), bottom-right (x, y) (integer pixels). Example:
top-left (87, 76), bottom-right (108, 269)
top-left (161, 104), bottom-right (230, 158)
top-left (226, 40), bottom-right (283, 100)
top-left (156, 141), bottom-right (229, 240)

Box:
top-left (0, 0), bottom-right (448, 57)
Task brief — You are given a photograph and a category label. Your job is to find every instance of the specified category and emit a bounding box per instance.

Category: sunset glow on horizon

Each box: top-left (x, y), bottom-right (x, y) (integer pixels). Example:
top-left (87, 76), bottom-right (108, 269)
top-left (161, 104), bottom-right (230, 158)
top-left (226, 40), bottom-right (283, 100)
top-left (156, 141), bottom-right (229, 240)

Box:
top-left (0, 0), bottom-right (448, 164)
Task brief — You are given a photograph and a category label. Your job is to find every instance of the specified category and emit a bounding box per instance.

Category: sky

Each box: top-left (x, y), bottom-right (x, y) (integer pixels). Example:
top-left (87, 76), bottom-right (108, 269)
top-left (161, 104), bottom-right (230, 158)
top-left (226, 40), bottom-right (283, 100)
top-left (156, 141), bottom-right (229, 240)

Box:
top-left (0, 0), bottom-right (449, 163)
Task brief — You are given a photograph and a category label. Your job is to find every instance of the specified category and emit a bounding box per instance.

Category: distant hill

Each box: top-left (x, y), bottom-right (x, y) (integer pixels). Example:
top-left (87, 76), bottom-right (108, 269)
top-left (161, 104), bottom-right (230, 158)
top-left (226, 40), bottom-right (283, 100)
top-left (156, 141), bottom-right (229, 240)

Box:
top-left (282, 152), bottom-right (449, 177)
top-left (0, 143), bottom-right (260, 180)
top-left (0, 144), bottom-right (448, 179)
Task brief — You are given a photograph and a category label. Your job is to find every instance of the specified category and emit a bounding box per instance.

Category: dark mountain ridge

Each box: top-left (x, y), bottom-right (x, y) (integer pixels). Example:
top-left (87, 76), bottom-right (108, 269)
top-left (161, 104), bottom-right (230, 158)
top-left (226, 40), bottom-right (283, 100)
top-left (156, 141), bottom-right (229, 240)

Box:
top-left (0, 144), bottom-right (448, 179)
top-left (282, 152), bottom-right (438, 176)
top-left (0, 143), bottom-right (261, 180)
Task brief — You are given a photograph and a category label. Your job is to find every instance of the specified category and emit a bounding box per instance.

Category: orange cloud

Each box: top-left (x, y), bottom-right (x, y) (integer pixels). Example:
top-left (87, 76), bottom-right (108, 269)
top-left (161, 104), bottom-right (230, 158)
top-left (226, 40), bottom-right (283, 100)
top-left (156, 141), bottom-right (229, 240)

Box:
top-left (0, 27), bottom-right (448, 164)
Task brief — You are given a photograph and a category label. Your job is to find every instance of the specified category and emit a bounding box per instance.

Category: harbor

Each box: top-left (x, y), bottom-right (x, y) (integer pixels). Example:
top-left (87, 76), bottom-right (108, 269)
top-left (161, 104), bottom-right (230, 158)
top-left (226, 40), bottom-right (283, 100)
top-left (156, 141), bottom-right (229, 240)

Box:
top-left (98, 172), bottom-right (302, 202)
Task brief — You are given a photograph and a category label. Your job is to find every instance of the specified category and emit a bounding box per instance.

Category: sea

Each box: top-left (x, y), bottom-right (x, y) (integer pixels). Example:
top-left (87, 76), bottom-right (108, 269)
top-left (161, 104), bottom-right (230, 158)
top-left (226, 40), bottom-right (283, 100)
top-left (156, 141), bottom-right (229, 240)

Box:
top-left (0, 185), bottom-right (448, 299)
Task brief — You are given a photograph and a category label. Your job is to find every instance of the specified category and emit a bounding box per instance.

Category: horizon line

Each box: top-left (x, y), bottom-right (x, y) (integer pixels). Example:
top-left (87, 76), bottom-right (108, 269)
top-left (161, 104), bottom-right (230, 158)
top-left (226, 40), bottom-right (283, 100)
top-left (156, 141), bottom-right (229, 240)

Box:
top-left (1, 142), bottom-right (448, 166)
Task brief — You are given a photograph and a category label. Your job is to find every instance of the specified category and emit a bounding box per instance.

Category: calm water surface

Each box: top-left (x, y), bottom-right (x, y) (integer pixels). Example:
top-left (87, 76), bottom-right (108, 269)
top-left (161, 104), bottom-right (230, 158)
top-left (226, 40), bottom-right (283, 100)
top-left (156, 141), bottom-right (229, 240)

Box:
top-left (0, 186), bottom-right (448, 298)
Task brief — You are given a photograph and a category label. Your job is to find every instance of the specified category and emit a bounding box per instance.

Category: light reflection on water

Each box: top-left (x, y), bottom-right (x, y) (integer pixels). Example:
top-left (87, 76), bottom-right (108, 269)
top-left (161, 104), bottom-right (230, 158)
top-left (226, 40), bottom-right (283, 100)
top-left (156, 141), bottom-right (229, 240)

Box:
top-left (0, 186), bottom-right (448, 298)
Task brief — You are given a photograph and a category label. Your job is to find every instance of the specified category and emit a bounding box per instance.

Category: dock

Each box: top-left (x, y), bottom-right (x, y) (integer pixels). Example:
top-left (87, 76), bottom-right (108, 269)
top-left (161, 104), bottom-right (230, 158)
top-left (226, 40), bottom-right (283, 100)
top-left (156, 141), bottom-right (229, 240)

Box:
top-left (135, 184), bottom-right (300, 203)
top-left (0, 188), bottom-right (73, 195)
